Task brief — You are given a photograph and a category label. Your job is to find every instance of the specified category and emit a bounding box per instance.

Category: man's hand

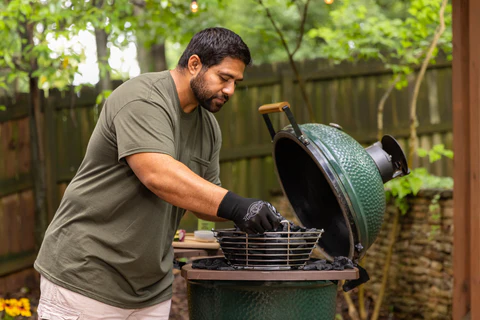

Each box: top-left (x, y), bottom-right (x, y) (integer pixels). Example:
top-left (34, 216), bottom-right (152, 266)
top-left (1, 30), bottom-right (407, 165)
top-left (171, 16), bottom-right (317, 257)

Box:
top-left (217, 191), bottom-right (283, 234)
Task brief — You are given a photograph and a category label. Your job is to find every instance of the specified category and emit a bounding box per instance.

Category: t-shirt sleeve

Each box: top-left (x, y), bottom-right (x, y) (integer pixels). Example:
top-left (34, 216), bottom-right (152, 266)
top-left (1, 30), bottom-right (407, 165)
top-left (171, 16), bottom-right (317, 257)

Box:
top-left (113, 100), bottom-right (175, 163)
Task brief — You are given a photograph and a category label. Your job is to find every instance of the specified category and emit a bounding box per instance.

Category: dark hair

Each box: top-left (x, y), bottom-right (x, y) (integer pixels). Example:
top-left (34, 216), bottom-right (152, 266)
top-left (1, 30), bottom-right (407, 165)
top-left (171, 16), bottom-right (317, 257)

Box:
top-left (177, 27), bottom-right (252, 69)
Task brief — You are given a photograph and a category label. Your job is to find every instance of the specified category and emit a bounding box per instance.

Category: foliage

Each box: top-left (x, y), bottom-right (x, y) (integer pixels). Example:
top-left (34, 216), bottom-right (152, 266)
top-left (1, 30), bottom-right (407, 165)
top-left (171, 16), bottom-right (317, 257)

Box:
top-left (307, 0), bottom-right (452, 88)
top-left (0, 0), bottom-right (85, 94)
top-left (0, 298), bottom-right (31, 319)
top-left (384, 144), bottom-right (453, 214)
top-left (417, 143), bottom-right (453, 163)
top-left (0, 0), bottom-right (436, 93)
top-left (0, 0), bottom-right (214, 96)
top-left (164, 0), bottom-right (334, 66)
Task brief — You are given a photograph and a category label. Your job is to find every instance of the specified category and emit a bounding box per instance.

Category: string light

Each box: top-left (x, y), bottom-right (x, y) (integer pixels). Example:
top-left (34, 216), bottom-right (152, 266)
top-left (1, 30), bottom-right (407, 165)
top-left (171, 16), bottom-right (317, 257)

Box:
top-left (191, 0), bottom-right (198, 13)
top-left (324, 0), bottom-right (334, 4)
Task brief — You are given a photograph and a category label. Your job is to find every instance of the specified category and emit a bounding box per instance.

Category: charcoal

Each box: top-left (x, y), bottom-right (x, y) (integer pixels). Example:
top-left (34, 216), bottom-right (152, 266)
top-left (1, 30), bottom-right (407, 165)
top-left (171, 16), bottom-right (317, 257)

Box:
top-left (332, 256), bottom-right (355, 269)
top-left (216, 220), bottom-right (322, 264)
top-left (303, 256), bottom-right (355, 271)
top-left (192, 258), bottom-right (235, 271)
top-left (248, 249), bottom-right (265, 255)
top-left (173, 259), bottom-right (187, 270)
top-left (191, 257), bottom-right (355, 271)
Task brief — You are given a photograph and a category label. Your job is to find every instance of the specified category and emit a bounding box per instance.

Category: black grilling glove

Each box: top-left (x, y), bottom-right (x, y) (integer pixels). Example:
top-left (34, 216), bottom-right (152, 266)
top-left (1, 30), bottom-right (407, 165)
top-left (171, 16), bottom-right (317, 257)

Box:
top-left (217, 191), bottom-right (283, 234)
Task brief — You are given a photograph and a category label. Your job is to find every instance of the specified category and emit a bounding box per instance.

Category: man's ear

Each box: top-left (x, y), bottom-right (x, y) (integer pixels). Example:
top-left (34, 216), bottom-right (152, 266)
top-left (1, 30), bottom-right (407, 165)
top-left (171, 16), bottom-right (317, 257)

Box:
top-left (187, 55), bottom-right (202, 75)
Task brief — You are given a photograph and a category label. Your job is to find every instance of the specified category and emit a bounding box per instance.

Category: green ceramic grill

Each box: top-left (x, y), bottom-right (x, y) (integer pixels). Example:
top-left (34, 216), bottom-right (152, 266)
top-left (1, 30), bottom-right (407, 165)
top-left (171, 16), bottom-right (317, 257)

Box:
top-left (181, 102), bottom-right (409, 320)
top-left (259, 102), bottom-right (409, 261)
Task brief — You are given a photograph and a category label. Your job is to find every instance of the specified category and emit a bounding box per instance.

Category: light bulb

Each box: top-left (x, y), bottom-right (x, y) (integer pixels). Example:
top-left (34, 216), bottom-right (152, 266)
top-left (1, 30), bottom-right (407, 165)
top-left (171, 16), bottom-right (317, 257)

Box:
top-left (191, 0), bottom-right (198, 13)
top-left (324, 0), bottom-right (334, 4)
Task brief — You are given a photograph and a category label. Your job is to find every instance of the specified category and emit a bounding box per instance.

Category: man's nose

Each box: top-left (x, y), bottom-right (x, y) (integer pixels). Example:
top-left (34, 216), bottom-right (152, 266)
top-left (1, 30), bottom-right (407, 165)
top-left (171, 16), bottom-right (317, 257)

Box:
top-left (222, 81), bottom-right (235, 97)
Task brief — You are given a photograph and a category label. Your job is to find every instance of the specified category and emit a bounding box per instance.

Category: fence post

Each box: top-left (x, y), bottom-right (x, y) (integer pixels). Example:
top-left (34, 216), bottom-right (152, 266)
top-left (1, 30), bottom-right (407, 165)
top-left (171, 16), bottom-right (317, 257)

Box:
top-left (280, 70), bottom-right (294, 130)
top-left (281, 70), bottom-right (294, 105)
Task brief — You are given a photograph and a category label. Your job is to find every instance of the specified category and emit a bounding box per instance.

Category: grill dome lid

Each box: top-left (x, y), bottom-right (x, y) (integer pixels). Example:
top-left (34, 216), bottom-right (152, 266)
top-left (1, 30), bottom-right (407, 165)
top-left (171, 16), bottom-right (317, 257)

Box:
top-left (259, 102), bottom-right (409, 260)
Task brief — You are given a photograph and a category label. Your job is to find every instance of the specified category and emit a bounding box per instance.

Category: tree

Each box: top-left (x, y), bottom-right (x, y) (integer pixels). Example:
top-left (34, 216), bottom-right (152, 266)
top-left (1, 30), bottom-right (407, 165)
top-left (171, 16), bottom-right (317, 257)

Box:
top-left (0, 0), bottom-right (85, 243)
top-left (256, 0), bottom-right (316, 122)
top-left (131, 0), bottom-right (215, 73)
top-left (308, 0), bottom-right (452, 161)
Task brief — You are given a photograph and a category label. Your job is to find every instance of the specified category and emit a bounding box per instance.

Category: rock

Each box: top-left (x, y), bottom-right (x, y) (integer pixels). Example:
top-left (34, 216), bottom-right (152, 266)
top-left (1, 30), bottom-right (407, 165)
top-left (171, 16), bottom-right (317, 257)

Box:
top-left (442, 207), bottom-right (453, 218)
top-left (430, 261), bottom-right (443, 271)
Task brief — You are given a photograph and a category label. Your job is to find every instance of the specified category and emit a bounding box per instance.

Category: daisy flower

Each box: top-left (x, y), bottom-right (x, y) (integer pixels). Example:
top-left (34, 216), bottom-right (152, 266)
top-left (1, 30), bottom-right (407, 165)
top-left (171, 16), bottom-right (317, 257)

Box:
top-left (4, 299), bottom-right (20, 317)
top-left (17, 298), bottom-right (32, 317)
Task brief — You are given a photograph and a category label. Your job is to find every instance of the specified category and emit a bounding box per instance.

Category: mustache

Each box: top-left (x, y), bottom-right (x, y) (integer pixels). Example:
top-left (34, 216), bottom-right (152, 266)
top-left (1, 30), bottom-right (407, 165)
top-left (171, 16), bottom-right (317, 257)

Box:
top-left (213, 94), bottom-right (229, 102)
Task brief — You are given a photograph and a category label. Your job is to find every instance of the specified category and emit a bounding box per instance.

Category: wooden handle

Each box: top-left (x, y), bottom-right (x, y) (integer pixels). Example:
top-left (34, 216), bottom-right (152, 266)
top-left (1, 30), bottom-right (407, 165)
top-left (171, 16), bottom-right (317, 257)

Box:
top-left (258, 102), bottom-right (291, 114)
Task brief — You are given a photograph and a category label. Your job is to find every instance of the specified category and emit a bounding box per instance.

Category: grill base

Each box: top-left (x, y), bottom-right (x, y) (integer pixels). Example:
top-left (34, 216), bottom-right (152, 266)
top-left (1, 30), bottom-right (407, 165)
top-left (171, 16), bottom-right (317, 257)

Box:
top-left (187, 279), bottom-right (338, 320)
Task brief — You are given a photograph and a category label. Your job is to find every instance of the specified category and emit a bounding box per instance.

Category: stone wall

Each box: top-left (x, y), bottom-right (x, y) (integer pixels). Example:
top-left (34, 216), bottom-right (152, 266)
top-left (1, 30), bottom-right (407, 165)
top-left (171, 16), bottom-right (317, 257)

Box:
top-left (270, 189), bottom-right (454, 320)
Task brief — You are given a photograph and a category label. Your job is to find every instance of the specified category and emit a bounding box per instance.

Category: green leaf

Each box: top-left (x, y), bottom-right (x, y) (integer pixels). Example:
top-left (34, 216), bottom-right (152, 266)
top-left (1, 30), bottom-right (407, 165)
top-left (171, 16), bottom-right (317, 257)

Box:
top-left (443, 150), bottom-right (454, 159)
top-left (96, 93), bottom-right (103, 105)
top-left (0, 105), bottom-right (6, 111)
top-left (407, 175), bottom-right (423, 196)
top-left (429, 152), bottom-right (442, 163)
top-left (103, 90), bottom-right (112, 99)
top-left (432, 144), bottom-right (445, 153)
top-left (417, 148), bottom-right (428, 157)
top-left (7, 72), bottom-right (17, 83)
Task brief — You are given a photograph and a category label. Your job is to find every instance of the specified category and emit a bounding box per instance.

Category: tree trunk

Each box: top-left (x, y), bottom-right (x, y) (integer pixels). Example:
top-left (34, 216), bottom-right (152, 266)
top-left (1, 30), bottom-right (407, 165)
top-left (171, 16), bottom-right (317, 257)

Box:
top-left (95, 27), bottom-right (112, 92)
top-left (371, 209), bottom-right (400, 320)
top-left (94, 0), bottom-right (112, 112)
top-left (134, 5), bottom-right (167, 73)
top-left (137, 41), bottom-right (167, 73)
top-left (25, 18), bottom-right (48, 245)
top-left (257, 0), bottom-right (316, 122)
top-left (342, 288), bottom-right (360, 320)
top-left (408, 0), bottom-right (448, 165)
top-left (358, 259), bottom-right (368, 320)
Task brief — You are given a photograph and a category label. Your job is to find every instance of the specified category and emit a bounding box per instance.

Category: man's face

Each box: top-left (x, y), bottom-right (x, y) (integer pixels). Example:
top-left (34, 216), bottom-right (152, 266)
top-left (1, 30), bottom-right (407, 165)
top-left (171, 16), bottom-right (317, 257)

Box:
top-left (190, 57), bottom-right (245, 113)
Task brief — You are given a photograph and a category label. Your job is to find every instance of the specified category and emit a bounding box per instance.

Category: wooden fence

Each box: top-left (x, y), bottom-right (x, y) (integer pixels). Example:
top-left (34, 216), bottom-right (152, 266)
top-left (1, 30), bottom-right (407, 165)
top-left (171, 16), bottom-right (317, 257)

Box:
top-left (0, 57), bottom-right (453, 279)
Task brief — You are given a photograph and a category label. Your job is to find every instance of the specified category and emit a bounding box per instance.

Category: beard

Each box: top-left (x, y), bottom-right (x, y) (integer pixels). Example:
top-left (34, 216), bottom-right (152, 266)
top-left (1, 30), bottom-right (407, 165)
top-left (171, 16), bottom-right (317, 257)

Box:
top-left (190, 71), bottom-right (229, 113)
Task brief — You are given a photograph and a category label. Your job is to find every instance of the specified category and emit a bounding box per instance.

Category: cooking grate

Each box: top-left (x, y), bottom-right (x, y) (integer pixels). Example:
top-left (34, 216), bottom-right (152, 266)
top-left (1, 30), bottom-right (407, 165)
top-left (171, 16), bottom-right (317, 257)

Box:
top-left (214, 221), bottom-right (324, 270)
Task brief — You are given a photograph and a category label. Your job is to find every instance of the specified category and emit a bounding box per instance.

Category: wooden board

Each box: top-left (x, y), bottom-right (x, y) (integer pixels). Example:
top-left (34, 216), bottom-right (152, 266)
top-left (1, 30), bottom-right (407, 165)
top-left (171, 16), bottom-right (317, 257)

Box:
top-left (181, 264), bottom-right (359, 281)
top-left (452, 1), bottom-right (480, 319)
top-left (172, 236), bottom-right (220, 250)
top-left (173, 248), bottom-right (223, 259)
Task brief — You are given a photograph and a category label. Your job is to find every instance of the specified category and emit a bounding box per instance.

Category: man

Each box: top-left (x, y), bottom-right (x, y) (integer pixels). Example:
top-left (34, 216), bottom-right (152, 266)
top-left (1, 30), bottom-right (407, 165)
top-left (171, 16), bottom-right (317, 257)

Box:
top-left (35, 27), bottom-right (282, 319)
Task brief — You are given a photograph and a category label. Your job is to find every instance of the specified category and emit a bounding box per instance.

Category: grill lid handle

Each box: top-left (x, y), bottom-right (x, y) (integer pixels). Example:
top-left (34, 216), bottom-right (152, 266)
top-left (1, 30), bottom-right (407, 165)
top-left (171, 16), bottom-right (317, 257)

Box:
top-left (259, 102), bottom-right (291, 114)
top-left (259, 102), bottom-right (309, 145)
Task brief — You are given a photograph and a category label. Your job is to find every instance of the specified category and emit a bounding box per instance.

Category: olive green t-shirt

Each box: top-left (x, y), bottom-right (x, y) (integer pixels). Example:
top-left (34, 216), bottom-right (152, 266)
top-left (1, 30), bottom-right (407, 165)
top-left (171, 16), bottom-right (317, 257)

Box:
top-left (34, 71), bottom-right (222, 308)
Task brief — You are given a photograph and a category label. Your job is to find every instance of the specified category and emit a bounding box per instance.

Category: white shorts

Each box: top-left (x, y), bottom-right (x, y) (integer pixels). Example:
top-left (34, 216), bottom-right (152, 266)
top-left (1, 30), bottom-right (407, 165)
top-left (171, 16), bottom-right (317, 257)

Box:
top-left (37, 276), bottom-right (171, 320)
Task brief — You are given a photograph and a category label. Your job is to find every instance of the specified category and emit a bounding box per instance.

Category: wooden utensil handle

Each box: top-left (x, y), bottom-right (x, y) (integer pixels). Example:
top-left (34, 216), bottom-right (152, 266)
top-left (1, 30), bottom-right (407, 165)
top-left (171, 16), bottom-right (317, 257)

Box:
top-left (258, 102), bottom-right (291, 114)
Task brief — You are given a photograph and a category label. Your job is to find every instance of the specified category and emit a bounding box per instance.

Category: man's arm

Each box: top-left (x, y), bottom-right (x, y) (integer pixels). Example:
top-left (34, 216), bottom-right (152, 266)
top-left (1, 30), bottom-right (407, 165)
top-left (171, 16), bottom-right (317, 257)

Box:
top-left (126, 152), bottom-right (228, 218)
top-left (127, 152), bottom-right (282, 233)
top-left (189, 211), bottom-right (228, 222)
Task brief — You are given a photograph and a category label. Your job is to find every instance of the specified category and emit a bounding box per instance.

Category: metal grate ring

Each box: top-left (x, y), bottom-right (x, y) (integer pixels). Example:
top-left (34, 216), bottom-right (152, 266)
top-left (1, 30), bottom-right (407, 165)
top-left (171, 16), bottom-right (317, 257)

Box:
top-left (213, 220), bottom-right (324, 270)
